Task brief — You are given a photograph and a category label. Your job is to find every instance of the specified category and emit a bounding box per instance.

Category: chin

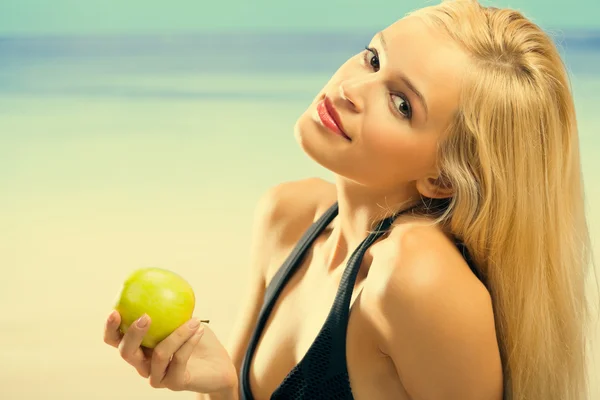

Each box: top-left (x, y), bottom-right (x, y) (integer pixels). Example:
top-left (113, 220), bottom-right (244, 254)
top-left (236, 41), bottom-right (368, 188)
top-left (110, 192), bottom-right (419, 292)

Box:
top-left (293, 111), bottom-right (355, 179)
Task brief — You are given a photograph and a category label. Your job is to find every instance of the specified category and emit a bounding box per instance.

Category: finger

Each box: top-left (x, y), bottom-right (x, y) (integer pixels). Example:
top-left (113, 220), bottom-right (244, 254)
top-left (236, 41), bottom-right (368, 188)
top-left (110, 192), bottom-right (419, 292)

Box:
top-left (149, 318), bottom-right (201, 388)
top-left (163, 327), bottom-right (205, 391)
top-left (119, 314), bottom-right (152, 378)
top-left (103, 310), bottom-right (123, 348)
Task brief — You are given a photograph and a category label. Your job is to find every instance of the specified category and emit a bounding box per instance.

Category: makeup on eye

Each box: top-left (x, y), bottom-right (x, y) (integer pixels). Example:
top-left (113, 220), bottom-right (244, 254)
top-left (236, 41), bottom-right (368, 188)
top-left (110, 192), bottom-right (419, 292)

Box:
top-left (361, 46), bottom-right (413, 120)
top-left (362, 40), bottom-right (429, 122)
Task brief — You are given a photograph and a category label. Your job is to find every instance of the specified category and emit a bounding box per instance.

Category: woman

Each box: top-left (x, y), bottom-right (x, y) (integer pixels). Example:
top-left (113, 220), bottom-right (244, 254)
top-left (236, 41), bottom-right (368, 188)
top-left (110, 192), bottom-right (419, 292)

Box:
top-left (102, 0), bottom-right (594, 399)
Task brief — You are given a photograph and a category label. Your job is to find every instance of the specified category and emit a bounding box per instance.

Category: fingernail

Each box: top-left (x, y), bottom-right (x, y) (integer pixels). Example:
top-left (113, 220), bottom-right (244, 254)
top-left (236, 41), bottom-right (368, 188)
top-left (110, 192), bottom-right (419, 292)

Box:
top-left (136, 314), bottom-right (149, 328)
top-left (107, 311), bottom-right (117, 323)
top-left (188, 318), bottom-right (201, 330)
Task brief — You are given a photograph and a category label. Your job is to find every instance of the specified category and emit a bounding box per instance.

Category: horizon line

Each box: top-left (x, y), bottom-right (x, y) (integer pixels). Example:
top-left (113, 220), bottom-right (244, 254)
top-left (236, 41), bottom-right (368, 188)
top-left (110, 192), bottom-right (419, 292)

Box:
top-left (1, 26), bottom-right (600, 39)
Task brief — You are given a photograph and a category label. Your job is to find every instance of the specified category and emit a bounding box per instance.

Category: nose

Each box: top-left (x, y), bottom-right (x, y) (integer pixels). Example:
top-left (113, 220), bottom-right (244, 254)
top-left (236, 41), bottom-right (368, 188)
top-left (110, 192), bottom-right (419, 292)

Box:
top-left (338, 78), bottom-right (370, 113)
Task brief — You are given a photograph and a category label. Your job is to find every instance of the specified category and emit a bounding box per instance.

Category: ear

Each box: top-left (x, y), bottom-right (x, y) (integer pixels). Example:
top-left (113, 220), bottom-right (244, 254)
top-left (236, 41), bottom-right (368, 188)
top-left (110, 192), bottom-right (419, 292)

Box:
top-left (415, 175), bottom-right (454, 199)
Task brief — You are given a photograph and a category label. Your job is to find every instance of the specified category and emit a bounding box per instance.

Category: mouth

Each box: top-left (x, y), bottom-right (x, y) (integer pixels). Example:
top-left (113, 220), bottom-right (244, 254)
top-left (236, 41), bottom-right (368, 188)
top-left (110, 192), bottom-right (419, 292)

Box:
top-left (316, 96), bottom-right (351, 141)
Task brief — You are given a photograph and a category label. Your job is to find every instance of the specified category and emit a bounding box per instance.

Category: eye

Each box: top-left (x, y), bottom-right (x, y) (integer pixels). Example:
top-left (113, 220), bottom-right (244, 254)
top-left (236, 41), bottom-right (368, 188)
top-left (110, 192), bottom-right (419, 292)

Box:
top-left (363, 47), bottom-right (380, 71)
top-left (392, 95), bottom-right (412, 119)
top-left (363, 46), bottom-right (413, 120)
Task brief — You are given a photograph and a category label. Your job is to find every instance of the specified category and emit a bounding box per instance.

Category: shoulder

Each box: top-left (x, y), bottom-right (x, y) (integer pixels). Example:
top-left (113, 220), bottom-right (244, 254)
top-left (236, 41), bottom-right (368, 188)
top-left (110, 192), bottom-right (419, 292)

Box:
top-left (250, 177), bottom-right (336, 278)
top-left (253, 177), bottom-right (335, 239)
top-left (365, 222), bottom-right (504, 400)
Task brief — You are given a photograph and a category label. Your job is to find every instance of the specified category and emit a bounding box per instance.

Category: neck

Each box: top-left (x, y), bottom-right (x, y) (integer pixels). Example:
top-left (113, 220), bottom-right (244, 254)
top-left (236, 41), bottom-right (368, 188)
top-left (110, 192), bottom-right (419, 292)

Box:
top-left (323, 176), bottom-right (420, 272)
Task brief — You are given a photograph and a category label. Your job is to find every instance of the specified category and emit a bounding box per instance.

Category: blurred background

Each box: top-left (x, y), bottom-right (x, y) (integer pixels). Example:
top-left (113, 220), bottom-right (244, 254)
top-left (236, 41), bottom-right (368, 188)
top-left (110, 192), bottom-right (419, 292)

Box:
top-left (0, 0), bottom-right (598, 399)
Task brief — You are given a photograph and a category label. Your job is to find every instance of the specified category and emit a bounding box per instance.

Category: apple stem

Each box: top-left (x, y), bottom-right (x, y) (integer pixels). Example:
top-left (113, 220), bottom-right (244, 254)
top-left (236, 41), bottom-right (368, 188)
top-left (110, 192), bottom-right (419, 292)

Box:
top-left (201, 319), bottom-right (210, 323)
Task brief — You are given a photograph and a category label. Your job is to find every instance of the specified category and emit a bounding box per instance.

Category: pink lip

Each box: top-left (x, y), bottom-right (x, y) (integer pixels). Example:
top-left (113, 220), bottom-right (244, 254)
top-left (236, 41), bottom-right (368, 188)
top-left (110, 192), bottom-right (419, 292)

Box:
top-left (317, 97), bottom-right (351, 141)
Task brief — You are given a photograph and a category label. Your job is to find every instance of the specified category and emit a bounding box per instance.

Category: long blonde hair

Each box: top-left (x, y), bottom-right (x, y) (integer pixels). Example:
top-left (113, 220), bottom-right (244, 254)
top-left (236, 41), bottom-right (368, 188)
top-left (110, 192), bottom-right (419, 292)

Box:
top-left (407, 0), bottom-right (596, 399)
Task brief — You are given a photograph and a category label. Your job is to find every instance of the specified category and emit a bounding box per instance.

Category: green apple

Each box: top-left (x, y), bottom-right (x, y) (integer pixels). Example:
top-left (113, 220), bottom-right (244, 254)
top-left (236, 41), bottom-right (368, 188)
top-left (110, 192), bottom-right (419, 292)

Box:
top-left (115, 267), bottom-right (196, 348)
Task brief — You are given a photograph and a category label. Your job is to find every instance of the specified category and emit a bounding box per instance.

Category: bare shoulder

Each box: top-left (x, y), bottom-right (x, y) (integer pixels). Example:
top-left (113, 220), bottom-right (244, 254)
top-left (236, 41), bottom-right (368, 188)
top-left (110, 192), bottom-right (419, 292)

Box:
top-left (254, 177), bottom-right (336, 242)
top-left (364, 222), bottom-right (504, 400)
top-left (251, 177), bottom-right (336, 279)
top-left (226, 177), bottom-right (335, 374)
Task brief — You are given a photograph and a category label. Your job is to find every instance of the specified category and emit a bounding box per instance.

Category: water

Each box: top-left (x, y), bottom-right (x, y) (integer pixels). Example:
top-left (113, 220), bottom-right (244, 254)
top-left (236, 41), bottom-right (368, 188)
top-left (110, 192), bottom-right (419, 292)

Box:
top-left (0, 32), bottom-right (599, 399)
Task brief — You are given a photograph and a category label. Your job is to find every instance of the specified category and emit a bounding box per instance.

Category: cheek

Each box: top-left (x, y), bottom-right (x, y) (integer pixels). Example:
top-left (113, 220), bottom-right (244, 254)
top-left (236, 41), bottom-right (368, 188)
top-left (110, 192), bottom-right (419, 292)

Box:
top-left (363, 124), bottom-right (437, 177)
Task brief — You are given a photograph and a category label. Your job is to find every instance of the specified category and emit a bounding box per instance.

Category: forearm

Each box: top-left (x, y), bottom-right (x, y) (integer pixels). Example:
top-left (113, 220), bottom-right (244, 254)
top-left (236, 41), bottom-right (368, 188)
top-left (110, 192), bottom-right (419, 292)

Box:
top-left (196, 384), bottom-right (239, 400)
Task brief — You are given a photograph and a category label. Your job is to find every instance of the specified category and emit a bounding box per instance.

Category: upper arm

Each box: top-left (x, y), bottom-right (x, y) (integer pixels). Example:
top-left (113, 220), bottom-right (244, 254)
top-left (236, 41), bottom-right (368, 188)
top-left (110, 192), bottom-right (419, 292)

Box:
top-left (226, 184), bottom-right (282, 377)
top-left (226, 178), bottom-right (334, 378)
top-left (371, 228), bottom-right (504, 400)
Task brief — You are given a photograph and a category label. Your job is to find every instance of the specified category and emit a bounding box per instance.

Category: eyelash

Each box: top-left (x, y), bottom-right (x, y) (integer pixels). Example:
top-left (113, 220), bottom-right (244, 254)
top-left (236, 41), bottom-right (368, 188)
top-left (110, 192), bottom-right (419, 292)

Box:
top-left (362, 46), bottom-right (413, 120)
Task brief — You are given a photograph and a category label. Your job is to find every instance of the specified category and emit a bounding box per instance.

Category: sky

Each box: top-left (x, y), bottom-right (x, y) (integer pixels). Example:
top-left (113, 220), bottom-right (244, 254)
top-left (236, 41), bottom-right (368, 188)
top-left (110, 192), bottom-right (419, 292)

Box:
top-left (0, 0), bottom-right (599, 36)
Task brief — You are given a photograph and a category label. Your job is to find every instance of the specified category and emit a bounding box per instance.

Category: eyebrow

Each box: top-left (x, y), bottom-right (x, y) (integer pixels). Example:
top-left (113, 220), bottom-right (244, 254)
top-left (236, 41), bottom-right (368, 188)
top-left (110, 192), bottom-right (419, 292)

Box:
top-left (376, 32), bottom-right (429, 121)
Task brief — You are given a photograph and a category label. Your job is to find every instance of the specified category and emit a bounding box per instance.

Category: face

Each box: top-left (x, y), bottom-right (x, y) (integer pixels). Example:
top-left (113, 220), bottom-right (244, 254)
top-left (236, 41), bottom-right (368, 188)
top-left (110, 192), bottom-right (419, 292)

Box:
top-left (294, 16), bottom-right (470, 194)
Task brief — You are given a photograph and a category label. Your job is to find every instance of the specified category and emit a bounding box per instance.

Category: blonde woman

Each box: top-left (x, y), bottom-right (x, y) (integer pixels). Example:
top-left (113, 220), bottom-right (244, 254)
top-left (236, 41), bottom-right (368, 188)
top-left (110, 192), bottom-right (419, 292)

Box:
top-left (102, 0), bottom-right (595, 398)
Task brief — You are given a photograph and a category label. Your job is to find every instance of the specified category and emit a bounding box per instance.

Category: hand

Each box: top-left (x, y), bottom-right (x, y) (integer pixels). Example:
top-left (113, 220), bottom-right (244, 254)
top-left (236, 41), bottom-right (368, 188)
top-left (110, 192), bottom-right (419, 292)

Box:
top-left (103, 310), bottom-right (238, 394)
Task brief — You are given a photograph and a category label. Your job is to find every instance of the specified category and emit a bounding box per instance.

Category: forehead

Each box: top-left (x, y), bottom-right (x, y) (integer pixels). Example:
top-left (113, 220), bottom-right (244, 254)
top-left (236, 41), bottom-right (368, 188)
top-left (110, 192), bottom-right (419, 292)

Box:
top-left (377, 17), bottom-right (470, 125)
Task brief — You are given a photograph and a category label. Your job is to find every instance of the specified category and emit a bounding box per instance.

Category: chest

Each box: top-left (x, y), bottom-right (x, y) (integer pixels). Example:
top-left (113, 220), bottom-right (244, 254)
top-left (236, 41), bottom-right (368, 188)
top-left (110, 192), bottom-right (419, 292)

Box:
top-left (247, 246), bottom-right (411, 400)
